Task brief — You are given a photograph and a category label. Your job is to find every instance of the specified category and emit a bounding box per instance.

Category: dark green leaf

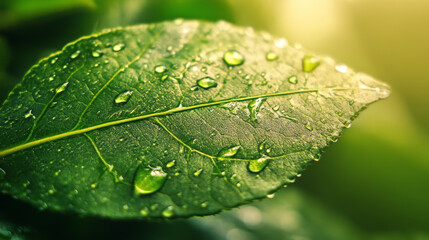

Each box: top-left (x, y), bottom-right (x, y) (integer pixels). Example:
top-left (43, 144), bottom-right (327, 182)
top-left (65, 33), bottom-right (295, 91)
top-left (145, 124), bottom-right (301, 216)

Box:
top-left (0, 20), bottom-right (389, 219)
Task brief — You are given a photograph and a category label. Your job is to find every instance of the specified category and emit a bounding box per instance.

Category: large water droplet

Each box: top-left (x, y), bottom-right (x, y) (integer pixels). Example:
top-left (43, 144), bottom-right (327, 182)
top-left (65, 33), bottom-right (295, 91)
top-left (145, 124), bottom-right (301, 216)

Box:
top-left (197, 77), bottom-right (217, 89)
top-left (248, 98), bottom-right (266, 122)
top-left (223, 50), bottom-right (244, 66)
top-left (248, 156), bottom-right (269, 173)
top-left (134, 165), bottom-right (167, 195)
top-left (162, 206), bottom-right (174, 218)
top-left (266, 51), bottom-right (278, 61)
top-left (154, 65), bottom-right (168, 74)
top-left (70, 50), bottom-right (80, 59)
top-left (112, 43), bottom-right (125, 52)
top-left (218, 146), bottom-right (240, 158)
top-left (288, 75), bottom-right (298, 84)
top-left (115, 90), bottom-right (133, 104)
top-left (302, 55), bottom-right (320, 72)
top-left (55, 82), bottom-right (69, 94)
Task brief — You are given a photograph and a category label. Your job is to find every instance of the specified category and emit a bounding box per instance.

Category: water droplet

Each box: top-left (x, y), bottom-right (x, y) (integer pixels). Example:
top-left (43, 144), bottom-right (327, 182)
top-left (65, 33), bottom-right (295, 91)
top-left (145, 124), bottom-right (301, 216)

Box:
top-left (218, 146), bottom-right (240, 158)
top-left (70, 50), bottom-right (80, 59)
top-left (248, 156), bottom-right (269, 173)
top-left (55, 82), bottom-right (69, 94)
top-left (302, 55), bottom-right (320, 72)
top-left (267, 193), bottom-right (275, 198)
top-left (140, 208), bottom-right (148, 216)
top-left (197, 77), bottom-right (217, 89)
top-left (194, 168), bottom-right (203, 177)
top-left (248, 98), bottom-right (266, 122)
top-left (92, 49), bottom-right (103, 58)
top-left (223, 50), bottom-right (245, 66)
top-left (313, 153), bottom-right (321, 161)
top-left (274, 38), bottom-right (288, 48)
top-left (343, 121), bottom-right (352, 128)
top-left (266, 51), bottom-right (278, 61)
top-left (134, 165), bottom-right (167, 195)
top-left (161, 75), bottom-right (169, 81)
top-left (305, 123), bottom-right (313, 131)
top-left (236, 182), bottom-right (242, 187)
top-left (112, 43), bottom-right (125, 52)
top-left (288, 75), bottom-right (298, 84)
top-left (335, 64), bottom-right (348, 73)
top-left (258, 142), bottom-right (265, 151)
top-left (273, 105), bottom-right (280, 111)
top-left (162, 206), bottom-right (174, 218)
top-left (48, 189), bottom-right (55, 195)
top-left (115, 90), bottom-right (133, 104)
top-left (166, 160), bottom-right (175, 168)
top-left (154, 65), bottom-right (168, 74)
top-left (91, 183), bottom-right (97, 189)
top-left (201, 202), bottom-right (208, 208)
top-left (25, 110), bottom-right (35, 119)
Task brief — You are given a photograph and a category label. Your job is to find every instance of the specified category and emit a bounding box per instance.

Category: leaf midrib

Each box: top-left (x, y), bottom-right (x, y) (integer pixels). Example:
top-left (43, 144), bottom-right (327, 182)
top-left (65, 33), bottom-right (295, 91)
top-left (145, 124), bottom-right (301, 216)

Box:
top-left (0, 87), bottom-right (374, 158)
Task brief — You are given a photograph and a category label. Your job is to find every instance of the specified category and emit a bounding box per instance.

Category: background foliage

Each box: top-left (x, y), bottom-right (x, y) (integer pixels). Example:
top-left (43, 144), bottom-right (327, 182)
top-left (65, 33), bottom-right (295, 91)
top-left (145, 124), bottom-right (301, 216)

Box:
top-left (0, 0), bottom-right (428, 239)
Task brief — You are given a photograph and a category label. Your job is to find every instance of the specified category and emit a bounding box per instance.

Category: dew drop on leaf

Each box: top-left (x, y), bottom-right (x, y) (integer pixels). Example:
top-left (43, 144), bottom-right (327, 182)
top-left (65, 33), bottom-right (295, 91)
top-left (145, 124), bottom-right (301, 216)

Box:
top-left (196, 77), bottom-right (217, 89)
top-left (92, 50), bottom-right (103, 58)
top-left (112, 43), bottom-right (125, 52)
top-left (248, 98), bottom-right (266, 122)
top-left (193, 168), bottom-right (203, 177)
top-left (266, 51), bottom-right (278, 61)
top-left (114, 91), bottom-right (133, 104)
top-left (223, 50), bottom-right (245, 66)
top-left (266, 193), bottom-right (275, 198)
top-left (288, 75), bottom-right (298, 84)
top-left (154, 65), bottom-right (168, 74)
top-left (162, 206), bottom-right (174, 218)
top-left (55, 82), bottom-right (69, 94)
top-left (134, 165), bottom-right (167, 195)
top-left (70, 50), bottom-right (80, 59)
top-left (166, 160), bottom-right (175, 168)
top-left (218, 146), bottom-right (240, 158)
top-left (248, 156), bottom-right (270, 173)
top-left (302, 55), bottom-right (320, 72)
top-left (201, 202), bottom-right (208, 208)
top-left (140, 209), bottom-right (148, 216)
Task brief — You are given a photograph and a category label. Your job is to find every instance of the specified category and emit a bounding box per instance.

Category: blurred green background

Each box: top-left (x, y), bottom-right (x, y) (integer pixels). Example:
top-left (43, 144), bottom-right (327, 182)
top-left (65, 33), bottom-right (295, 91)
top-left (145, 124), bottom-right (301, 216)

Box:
top-left (0, 0), bottom-right (428, 239)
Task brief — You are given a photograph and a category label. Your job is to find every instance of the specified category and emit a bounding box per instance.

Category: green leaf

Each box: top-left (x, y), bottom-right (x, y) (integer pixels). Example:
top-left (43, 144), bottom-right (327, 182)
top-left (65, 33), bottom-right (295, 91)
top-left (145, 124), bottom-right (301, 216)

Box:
top-left (0, 20), bottom-right (389, 219)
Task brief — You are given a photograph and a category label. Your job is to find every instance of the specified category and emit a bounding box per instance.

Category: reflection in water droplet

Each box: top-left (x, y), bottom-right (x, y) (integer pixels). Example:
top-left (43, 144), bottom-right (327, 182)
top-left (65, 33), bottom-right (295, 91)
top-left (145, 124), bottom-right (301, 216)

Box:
top-left (154, 65), bottom-right (168, 74)
top-left (218, 146), bottom-right (240, 158)
top-left (134, 165), bottom-right (167, 195)
top-left (162, 206), bottom-right (174, 218)
top-left (266, 52), bottom-right (278, 61)
top-left (302, 56), bottom-right (320, 72)
top-left (115, 91), bottom-right (133, 104)
top-left (92, 50), bottom-right (103, 58)
top-left (248, 156), bottom-right (269, 173)
top-left (335, 64), bottom-right (348, 73)
top-left (55, 82), bottom-right (69, 94)
top-left (223, 50), bottom-right (245, 66)
top-left (248, 98), bottom-right (266, 122)
top-left (112, 43), bottom-right (125, 52)
top-left (197, 77), bottom-right (217, 89)
top-left (194, 168), bottom-right (203, 177)
top-left (70, 50), bottom-right (80, 59)
top-left (166, 160), bottom-right (175, 168)
top-left (288, 75), bottom-right (298, 84)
